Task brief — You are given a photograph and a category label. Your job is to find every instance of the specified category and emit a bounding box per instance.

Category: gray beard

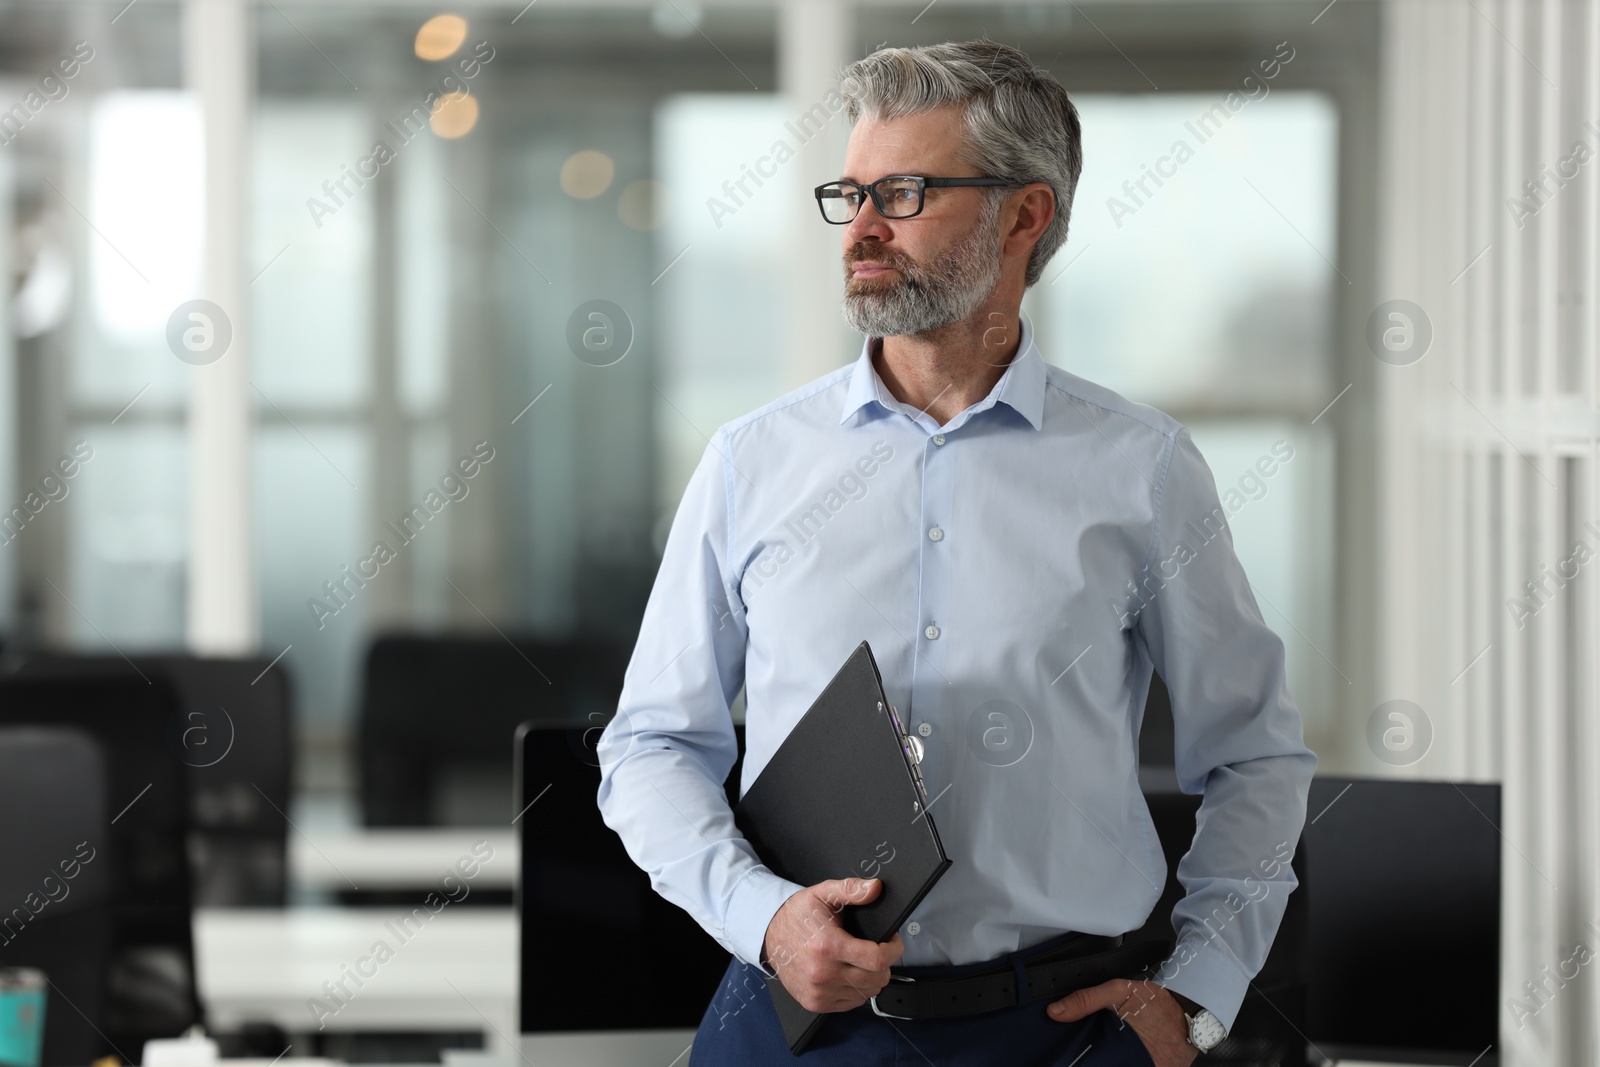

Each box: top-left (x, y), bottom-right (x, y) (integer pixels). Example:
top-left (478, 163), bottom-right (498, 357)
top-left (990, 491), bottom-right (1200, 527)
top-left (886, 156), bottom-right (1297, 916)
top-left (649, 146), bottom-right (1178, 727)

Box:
top-left (841, 199), bottom-right (1004, 338)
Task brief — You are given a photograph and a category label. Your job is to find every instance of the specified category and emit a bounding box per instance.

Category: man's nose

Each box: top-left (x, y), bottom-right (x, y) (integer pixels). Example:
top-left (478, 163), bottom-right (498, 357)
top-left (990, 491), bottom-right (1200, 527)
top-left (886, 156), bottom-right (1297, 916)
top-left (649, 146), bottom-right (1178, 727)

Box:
top-left (845, 194), bottom-right (893, 244)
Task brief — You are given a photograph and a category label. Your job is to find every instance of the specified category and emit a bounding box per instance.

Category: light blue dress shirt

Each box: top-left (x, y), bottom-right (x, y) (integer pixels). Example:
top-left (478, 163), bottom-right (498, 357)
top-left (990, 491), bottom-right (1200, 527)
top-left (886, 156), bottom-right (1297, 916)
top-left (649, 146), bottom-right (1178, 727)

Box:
top-left (596, 315), bottom-right (1317, 1030)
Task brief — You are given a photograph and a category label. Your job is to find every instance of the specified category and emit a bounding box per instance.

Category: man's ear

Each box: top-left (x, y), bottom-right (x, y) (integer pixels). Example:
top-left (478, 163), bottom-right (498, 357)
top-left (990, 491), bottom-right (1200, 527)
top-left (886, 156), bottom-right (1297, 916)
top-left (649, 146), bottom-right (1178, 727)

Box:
top-left (1003, 183), bottom-right (1055, 260)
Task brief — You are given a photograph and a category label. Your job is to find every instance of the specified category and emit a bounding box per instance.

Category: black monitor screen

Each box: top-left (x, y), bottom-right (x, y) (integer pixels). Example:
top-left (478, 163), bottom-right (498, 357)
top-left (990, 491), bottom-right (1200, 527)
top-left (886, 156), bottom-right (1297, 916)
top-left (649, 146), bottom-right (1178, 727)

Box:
top-left (1305, 777), bottom-right (1500, 1060)
top-left (516, 721), bottom-right (741, 1032)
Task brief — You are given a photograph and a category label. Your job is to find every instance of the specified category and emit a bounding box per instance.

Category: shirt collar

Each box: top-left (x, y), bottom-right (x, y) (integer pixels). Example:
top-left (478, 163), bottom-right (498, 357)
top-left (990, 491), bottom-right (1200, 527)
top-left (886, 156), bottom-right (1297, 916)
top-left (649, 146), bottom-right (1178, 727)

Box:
top-left (839, 313), bottom-right (1046, 432)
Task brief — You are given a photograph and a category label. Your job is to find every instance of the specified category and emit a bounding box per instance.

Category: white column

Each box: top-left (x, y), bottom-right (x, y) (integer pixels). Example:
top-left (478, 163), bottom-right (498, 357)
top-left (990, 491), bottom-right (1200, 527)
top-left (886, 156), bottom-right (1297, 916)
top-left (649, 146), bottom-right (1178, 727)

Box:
top-left (184, 0), bottom-right (256, 654)
top-left (778, 0), bottom-right (856, 390)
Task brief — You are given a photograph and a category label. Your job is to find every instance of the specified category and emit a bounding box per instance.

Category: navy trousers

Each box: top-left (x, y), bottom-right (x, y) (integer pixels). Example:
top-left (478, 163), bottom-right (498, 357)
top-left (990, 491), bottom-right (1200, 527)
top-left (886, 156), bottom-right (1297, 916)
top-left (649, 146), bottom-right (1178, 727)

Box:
top-left (689, 937), bottom-right (1159, 1067)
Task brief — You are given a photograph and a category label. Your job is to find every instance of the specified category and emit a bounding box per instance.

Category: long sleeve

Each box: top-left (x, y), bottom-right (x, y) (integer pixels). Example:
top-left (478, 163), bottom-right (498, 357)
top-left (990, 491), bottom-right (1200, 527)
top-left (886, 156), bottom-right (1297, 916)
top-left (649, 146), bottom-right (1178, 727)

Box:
top-left (1134, 429), bottom-right (1319, 1031)
top-left (595, 428), bottom-right (805, 975)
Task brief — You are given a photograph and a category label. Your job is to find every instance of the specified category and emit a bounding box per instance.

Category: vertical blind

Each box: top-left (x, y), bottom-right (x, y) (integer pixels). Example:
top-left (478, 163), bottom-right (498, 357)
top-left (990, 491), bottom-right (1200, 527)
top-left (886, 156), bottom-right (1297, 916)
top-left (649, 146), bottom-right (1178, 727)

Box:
top-left (1380, 0), bottom-right (1598, 1059)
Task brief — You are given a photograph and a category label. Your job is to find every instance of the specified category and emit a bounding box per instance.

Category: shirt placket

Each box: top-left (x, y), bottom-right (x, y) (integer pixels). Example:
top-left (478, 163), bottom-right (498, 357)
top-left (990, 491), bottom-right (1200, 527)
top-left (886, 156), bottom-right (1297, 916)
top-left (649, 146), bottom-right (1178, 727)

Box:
top-left (903, 426), bottom-right (955, 944)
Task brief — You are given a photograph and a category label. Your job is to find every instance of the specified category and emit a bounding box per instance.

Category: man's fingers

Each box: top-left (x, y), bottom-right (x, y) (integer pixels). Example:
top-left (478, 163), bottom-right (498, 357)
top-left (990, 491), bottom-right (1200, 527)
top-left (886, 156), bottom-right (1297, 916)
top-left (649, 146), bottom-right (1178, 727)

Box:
top-left (789, 957), bottom-right (885, 1012)
top-left (802, 927), bottom-right (896, 997)
top-left (838, 963), bottom-right (892, 996)
top-left (1047, 978), bottom-right (1129, 1022)
top-left (817, 876), bottom-right (881, 911)
top-left (773, 878), bottom-right (905, 1012)
top-left (814, 926), bottom-right (895, 977)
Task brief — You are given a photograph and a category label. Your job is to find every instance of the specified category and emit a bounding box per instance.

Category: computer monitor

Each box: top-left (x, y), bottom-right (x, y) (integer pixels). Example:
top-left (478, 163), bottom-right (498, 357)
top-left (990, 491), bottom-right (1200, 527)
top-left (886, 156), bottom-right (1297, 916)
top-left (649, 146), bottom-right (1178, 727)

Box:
top-left (364, 635), bottom-right (629, 828)
top-left (1305, 777), bottom-right (1500, 1063)
top-left (514, 720), bottom-right (745, 1064)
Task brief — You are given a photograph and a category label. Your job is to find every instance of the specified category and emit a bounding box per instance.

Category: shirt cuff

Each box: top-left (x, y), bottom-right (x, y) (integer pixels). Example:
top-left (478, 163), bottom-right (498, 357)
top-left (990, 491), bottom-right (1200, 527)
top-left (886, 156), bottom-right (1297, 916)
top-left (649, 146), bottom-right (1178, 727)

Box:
top-left (723, 865), bottom-right (806, 978)
top-left (1150, 933), bottom-right (1251, 1033)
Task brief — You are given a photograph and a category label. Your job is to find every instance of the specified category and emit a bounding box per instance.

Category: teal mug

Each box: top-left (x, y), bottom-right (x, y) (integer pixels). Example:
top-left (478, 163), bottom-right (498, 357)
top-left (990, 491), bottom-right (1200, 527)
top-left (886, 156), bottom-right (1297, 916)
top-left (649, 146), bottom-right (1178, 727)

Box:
top-left (0, 969), bottom-right (46, 1067)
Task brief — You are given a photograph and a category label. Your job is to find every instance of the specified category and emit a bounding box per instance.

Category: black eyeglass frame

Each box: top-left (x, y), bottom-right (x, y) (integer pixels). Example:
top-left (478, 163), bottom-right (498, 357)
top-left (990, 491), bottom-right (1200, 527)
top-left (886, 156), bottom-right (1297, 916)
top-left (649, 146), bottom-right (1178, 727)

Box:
top-left (813, 174), bottom-right (1021, 224)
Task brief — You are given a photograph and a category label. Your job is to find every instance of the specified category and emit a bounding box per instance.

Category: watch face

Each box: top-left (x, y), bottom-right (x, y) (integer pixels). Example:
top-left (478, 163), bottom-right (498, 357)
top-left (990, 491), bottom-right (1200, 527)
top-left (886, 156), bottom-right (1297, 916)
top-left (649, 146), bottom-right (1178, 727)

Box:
top-left (1187, 1010), bottom-right (1227, 1051)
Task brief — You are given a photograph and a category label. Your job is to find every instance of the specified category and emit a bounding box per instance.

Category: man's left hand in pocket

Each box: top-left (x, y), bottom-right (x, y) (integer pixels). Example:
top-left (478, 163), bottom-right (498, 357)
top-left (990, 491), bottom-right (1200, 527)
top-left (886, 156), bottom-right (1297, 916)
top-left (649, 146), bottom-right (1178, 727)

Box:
top-left (1047, 978), bottom-right (1198, 1067)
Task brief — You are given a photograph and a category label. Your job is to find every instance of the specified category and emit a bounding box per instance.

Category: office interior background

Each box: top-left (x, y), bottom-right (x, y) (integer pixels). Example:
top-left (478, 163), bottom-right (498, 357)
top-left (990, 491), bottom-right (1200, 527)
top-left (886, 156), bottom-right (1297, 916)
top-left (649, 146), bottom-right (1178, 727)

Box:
top-left (0, 0), bottom-right (1594, 1063)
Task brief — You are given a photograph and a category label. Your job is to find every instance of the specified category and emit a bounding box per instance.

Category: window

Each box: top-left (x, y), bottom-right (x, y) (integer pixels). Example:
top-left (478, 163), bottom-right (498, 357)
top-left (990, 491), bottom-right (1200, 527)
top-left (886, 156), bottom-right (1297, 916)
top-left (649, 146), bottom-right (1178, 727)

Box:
top-left (1032, 90), bottom-right (1340, 735)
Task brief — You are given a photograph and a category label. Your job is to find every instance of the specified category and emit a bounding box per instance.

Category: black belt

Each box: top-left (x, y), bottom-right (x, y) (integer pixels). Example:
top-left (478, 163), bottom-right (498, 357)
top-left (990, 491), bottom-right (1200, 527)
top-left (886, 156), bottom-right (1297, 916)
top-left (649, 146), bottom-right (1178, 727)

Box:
top-left (869, 934), bottom-right (1172, 1022)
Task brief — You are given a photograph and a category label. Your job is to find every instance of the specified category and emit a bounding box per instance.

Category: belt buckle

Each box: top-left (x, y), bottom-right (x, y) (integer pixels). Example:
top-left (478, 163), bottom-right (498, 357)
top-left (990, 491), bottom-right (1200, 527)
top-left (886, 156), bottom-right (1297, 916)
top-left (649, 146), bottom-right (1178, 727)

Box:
top-left (869, 975), bottom-right (916, 1020)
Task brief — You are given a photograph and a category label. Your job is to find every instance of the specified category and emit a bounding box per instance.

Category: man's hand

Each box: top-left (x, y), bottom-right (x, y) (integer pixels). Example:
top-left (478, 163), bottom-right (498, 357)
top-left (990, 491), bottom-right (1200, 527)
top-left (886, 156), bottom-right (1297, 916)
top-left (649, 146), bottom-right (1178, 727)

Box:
top-left (761, 877), bottom-right (905, 1013)
top-left (1048, 979), bottom-right (1197, 1067)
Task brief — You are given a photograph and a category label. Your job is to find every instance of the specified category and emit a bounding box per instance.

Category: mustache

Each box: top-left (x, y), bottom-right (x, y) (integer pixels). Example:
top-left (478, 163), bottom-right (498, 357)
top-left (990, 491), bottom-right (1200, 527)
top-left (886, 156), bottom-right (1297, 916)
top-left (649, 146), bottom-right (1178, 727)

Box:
top-left (845, 245), bottom-right (912, 269)
top-left (844, 247), bottom-right (921, 291)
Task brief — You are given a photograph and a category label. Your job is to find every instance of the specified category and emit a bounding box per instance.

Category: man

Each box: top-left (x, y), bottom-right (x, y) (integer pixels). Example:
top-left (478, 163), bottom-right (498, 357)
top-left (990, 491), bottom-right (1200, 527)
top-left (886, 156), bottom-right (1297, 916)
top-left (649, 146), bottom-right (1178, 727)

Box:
top-left (597, 40), bottom-right (1316, 1066)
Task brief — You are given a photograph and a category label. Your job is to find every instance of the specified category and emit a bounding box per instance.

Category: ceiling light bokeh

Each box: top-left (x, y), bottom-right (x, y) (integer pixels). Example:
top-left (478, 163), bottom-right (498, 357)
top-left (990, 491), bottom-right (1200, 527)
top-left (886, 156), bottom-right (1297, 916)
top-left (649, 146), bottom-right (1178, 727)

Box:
top-left (415, 14), bottom-right (468, 61)
top-left (561, 150), bottom-right (615, 199)
top-left (617, 179), bottom-right (667, 231)
top-left (429, 92), bottom-right (479, 138)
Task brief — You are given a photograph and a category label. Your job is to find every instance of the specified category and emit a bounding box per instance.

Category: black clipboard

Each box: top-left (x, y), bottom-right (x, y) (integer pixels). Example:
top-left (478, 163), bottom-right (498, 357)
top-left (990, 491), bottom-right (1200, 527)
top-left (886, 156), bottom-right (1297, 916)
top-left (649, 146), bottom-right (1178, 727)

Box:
top-left (733, 640), bottom-right (953, 1055)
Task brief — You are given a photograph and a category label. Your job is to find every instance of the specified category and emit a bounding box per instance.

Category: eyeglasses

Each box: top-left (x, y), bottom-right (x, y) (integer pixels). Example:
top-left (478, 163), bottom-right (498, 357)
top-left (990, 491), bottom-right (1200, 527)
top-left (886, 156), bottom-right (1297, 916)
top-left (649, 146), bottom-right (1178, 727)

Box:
top-left (813, 174), bottom-right (1018, 224)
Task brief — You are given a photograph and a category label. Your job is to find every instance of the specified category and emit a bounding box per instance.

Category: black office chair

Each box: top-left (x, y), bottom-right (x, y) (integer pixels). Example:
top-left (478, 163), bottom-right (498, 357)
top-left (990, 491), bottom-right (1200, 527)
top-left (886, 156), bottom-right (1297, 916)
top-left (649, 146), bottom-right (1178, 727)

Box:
top-left (516, 719), bottom-right (746, 1033)
top-left (3, 653), bottom-right (293, 906)
top-left (0, 726), bottom-right (115, 1065)
top-left (359, 633), bottom-right (630, 827)
top-left (0, 676), bottom-right (203, 1051)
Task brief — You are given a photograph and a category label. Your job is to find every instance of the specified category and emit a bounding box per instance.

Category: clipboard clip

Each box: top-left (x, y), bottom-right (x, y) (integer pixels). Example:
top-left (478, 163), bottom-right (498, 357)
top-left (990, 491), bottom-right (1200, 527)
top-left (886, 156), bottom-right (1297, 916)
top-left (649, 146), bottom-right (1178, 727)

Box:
top-left (879, 701), bottom-right (929, 803)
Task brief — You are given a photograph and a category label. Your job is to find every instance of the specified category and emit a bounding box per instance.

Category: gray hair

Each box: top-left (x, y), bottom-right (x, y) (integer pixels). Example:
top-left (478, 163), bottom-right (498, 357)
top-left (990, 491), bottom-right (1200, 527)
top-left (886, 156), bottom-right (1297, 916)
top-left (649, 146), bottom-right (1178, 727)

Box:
top-left (838, 41), bottom-right (1083, 288)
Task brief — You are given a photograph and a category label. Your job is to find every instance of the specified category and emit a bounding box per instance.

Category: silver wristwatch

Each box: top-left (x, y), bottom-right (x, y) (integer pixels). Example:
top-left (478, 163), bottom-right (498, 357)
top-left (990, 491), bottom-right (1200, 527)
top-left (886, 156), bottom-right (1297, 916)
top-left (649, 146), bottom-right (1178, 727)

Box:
top-left (1184, 1006), bottom-right (1227, 1052)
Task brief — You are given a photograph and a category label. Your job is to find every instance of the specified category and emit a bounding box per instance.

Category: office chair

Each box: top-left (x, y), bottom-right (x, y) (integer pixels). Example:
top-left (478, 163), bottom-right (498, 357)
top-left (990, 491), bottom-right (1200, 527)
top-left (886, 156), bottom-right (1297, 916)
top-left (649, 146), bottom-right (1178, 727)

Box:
top-left (359, 633), bottom-right (630, 827)
top-left (516, 719), bottom-right (745, 1035)
top-left (0, 726), bottom-right (115, 1066)
top-left (0, 676), bottom-right (203, 1051)
top-left (2, 652), bottom-right (293, 906)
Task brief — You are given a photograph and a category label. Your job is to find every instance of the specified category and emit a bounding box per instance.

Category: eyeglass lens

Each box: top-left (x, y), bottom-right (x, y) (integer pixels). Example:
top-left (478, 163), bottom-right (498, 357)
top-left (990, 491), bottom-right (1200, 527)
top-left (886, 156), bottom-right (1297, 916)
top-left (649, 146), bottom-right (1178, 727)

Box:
top-left (818, 177), bottom-right (924, 222)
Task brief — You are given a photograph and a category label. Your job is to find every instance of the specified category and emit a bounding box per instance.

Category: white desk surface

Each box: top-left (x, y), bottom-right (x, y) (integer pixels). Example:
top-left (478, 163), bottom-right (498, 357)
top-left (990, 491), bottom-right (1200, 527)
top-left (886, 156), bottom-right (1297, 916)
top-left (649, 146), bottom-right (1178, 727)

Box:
top-left (290, 830), bottom-right (518, 891)
top-left (195, 908), bottom-right (516, 1049)
top-left (456, 1035), bottom-right (697, 1067)
top-left (202, 908), bottom-right (1415, 1067)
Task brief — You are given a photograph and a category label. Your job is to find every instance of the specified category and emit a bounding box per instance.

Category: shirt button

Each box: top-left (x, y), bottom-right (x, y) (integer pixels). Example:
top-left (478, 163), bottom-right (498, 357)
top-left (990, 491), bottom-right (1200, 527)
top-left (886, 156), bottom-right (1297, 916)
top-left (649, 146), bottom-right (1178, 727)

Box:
top-left (928, 526), bottom-right (943, 542)
top-left (924, 624), bottom-right (940, 640)
top-left (917, 722), bottom-right (932, 737)
top-left (906, 921), bottom-right (922, 935)
top-left (932, 434), bottom-right (946, 446)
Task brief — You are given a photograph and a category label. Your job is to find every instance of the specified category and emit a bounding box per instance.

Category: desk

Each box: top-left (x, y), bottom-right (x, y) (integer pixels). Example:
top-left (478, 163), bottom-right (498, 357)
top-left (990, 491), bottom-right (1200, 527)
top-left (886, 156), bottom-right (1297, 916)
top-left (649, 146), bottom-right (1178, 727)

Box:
top-left (195, 908), bottom-right (516, 1050)
top-left (289, 830), bottom-right (518, 892)
top-left (203, 910), bottom-right (1432, 1066)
